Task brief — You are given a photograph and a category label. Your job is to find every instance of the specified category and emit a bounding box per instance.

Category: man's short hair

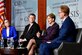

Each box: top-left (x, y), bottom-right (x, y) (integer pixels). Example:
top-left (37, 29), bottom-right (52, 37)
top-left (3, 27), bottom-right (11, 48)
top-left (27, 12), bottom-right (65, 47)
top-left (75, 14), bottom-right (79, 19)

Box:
top-left (47, 13), bottom-right (56, 21)
top-left (28, 13), bottom-right (36, 19)
top-left (60, 5), bottom-right (70, 15)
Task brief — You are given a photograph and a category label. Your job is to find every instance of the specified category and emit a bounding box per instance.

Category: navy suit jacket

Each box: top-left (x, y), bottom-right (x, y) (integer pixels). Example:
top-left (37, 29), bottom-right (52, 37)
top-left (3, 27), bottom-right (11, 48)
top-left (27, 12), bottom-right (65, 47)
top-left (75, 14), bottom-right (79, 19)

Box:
top-left (2, 26), bottom-right (17, 40)
top-left (52, 16), bottom-right (77, 43)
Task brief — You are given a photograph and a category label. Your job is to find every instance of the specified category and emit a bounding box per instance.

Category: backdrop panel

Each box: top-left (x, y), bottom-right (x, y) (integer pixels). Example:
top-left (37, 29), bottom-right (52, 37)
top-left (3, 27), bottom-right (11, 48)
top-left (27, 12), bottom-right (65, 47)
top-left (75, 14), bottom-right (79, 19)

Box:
top-left (11, 0), bottom-right (38, 31)
top-left (47, 0), bottom-right (82, 28)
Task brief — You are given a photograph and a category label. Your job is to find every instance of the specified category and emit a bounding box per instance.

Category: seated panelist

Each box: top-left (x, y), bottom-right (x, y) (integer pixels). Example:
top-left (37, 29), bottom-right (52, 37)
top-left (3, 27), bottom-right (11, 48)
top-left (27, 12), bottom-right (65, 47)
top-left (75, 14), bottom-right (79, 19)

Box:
top-left (19, 13), bottom-right (40, 47)
top-left (2, 19), bottom-right (17, 47)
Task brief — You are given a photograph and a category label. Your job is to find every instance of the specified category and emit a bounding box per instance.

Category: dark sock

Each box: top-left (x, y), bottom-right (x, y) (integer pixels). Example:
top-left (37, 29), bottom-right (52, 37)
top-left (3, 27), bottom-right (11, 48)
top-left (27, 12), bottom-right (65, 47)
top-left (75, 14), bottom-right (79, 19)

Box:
top-left (24, 48), bottom-right (28, 55)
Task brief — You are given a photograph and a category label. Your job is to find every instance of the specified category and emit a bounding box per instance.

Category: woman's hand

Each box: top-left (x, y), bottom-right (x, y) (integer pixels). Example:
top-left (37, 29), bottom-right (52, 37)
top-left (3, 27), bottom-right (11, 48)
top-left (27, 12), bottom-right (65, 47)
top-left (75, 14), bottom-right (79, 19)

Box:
top-left (36, 32), bottom-right (41, 38)
top-left (19, 39), bottom-right (24, 42)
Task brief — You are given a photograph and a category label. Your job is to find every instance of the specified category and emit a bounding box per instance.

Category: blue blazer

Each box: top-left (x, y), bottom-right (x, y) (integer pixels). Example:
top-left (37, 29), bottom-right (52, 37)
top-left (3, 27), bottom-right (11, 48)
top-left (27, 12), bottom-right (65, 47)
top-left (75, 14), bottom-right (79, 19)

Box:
top-left (2, 26), bottom-right (17, 40)
top-left (52, 16), bottom-right (77, 43)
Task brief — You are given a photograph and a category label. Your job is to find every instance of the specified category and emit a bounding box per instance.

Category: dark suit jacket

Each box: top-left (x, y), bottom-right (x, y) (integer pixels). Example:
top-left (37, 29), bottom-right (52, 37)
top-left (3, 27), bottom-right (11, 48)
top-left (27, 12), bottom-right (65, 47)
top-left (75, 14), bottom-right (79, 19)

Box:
top-left (20, 22), bottom-right (40, 42)
top-left (43, 23), bottom-right (59, 42)
top-left (52, 16), bottom-right (77, 43)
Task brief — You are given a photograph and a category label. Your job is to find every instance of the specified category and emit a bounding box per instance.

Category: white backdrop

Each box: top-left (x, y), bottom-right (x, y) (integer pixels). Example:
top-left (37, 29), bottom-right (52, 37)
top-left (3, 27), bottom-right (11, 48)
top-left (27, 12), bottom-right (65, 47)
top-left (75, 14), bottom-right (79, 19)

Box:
top-left (47, 0), bottom-right (82, 29)
top-left (11, 0), bottom-right (38, 31)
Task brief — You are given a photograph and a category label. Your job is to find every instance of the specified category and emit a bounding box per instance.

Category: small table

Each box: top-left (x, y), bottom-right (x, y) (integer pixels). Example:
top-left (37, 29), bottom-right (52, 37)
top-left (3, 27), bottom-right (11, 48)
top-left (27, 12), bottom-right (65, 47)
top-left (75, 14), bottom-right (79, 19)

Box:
top-left (0, 47), bottom-right (27, 55)
top-left (0, 47), bottom-right (18, 55)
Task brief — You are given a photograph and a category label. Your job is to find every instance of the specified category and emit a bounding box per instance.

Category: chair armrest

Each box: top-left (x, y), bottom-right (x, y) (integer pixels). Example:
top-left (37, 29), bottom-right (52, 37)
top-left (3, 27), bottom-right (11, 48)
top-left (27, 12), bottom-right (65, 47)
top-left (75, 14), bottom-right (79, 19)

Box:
top-left (57, 42), bottom-right (63, 51)
top-left (57, 42), bottom-right (81, 55)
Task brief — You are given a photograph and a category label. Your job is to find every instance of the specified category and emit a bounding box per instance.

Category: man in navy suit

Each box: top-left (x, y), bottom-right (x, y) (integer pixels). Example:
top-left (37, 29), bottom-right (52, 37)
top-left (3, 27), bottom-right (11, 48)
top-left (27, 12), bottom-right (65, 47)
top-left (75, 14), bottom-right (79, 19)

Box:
top-left (39, 5), bottom-right (77, 55)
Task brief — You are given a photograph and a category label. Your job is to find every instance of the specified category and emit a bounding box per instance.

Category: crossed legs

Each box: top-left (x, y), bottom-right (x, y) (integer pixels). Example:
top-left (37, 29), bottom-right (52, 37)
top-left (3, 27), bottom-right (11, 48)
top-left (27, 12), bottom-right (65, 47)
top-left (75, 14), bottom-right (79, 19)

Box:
top-left (26, 39), bottom-right (36, 55)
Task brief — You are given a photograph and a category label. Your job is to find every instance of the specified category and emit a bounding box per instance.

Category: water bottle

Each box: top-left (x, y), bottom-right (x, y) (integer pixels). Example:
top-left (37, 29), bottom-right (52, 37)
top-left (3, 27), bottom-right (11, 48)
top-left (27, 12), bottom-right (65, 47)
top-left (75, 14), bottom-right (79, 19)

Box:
top-left (0, 39), bottom-right (4, 48)
top-left (7, 38), bottom-right (10, 48)
top-left (10, 37), bottom-right (14, 49)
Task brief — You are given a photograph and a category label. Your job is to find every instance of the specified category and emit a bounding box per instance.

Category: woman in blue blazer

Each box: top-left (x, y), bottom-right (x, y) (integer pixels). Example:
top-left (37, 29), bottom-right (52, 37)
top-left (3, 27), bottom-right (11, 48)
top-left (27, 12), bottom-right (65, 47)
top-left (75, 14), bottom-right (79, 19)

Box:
top-left (2, 19), bottom-right (17, 47)
top-left (2, 19), bottom-right (17, 40)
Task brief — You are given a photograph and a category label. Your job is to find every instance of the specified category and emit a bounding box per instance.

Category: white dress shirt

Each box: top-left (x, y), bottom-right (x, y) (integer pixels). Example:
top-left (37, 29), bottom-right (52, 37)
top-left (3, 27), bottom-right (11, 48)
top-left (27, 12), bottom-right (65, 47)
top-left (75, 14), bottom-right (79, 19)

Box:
top-left (6, 28), bottom-right (9, 37)
top-left (28, 23), bottom-right (33, 31)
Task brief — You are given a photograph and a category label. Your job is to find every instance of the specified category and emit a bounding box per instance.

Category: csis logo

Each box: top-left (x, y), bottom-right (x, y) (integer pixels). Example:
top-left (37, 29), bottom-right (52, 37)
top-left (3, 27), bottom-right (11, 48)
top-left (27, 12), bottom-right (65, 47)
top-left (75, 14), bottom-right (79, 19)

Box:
top-left (70, 10), bottom-right (79, 17)
top-left (14, 1), bottom-right (27, 6)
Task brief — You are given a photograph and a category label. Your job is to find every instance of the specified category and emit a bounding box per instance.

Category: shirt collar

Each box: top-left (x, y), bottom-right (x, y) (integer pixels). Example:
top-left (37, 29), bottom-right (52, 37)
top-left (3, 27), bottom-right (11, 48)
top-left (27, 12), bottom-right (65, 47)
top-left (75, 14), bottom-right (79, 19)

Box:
top-left (50, 22), bottom-right (55, 26)
top-left (62, 16), bottom-right (68, 22)
top-left (30, 23), bottom-right (33, 26)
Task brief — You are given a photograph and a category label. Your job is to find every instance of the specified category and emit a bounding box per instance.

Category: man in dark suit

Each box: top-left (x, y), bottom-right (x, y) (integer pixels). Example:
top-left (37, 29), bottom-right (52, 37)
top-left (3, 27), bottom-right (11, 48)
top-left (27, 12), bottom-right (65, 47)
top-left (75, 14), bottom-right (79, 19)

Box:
top-left (19, 13), bottom-right (40, 47)
top-left (39, 5), bottom-right (77, 55)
